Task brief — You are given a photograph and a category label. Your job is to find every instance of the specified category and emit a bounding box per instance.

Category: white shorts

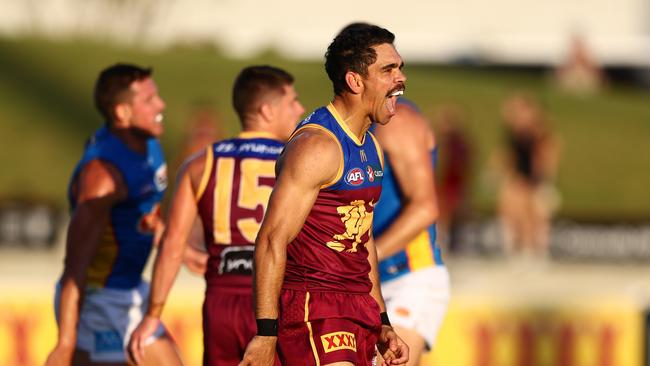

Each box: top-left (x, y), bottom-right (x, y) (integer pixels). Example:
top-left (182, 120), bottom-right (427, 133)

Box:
top-left (54, 280), bottom-right (166, 362)
top-left (381, 266), bottom-right (450, 348)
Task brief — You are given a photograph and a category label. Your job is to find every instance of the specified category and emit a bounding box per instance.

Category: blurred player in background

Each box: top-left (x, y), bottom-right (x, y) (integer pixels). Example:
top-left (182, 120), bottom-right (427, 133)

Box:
top-left (373, 99), bottom-right (450, 366)
top-left (45, 63), bottom-right (183, 366)
top-left (128, 65), bottom-right (304, 366)
top-left (240, 23), bottom-right (408, 366)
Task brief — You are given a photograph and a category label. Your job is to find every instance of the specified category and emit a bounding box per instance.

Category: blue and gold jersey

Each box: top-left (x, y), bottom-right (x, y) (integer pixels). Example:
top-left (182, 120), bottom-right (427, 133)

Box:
top-left (373, 101), bottom-right (443, 283)
top-left (283, 104), bottom-right (385, 293)
top-left (67, 126), bottom-right (167, 289)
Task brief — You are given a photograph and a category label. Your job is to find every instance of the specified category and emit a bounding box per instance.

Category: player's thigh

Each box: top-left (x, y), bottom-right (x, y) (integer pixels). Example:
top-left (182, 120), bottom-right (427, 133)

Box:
top-left (71, 349), bottom-right (123, 366)
top-left (140, 334), bottom-right (183, 366)
top-left (323, 362), bottom-right (355, 366)
top-left (392, 325), bottom-right (425, 366)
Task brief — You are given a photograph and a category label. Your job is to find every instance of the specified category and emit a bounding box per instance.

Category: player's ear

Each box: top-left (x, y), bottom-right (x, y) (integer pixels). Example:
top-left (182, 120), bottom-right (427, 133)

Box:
top-left (259, 101), bottom-right (274, 122)
top-left (345, 72), bottom-right (363, 94)
top-left (113, 103), bottom-right (131, 127)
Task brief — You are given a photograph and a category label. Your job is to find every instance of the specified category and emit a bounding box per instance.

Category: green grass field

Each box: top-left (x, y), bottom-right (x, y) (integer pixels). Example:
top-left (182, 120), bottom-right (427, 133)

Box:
top-left (1, 37), bottom-right (649, 219)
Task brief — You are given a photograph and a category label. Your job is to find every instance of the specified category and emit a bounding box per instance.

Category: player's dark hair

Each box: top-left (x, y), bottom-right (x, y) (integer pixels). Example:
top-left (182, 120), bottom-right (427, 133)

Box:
top-left (94, 63), bottom-right (153, 123)
top-left (232, 65), bottom-right (294, 126)
top-left (325, 23), bottom-right (395, 95)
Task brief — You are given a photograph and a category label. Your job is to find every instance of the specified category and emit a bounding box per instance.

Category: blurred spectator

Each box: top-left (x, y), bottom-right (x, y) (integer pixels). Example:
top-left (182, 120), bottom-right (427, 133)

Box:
top-left (179, 102), bottom-right (225, 157)
top-left (554, 34), bottom-right (606, 95)
top-left (433, 104), bottom-right (473, 255)
top-left (496, 93), bottom-right (561, 258)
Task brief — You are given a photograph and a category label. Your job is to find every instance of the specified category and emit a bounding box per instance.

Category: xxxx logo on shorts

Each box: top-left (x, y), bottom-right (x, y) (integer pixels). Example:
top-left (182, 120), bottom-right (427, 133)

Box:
top-left (321, 331), bottom-right (357, 353)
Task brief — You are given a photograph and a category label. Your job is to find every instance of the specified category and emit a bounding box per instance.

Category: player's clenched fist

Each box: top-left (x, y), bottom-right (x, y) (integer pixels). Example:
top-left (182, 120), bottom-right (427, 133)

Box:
top-left (377, 325), bottom-right (410, 365)
top-left (239, 336), bottom-right (277, 366)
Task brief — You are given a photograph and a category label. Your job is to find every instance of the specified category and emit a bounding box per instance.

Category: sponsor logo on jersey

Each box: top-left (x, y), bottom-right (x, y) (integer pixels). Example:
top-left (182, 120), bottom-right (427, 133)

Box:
top-left (364, 165), bottom-right (383, 183)
top-left (154, 163), bottom-right (168, 192)
top-left (218, 246), bottom-right (255, 275)
top-left (345, 168), bottom-right (365, 186)
top-left (238, 143), bottom-right (283, 155)
top-left (366, 165), bottom-right (375, 182)
top-left (321, 331), bottom-right (357, 353)
top-left (215, 142), bottom-right (236, 153)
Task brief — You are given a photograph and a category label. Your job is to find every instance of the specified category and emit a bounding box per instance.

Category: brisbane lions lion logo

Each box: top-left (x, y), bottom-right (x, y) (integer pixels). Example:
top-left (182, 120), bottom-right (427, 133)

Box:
top-left (326, 200), bottom-right (374, 253)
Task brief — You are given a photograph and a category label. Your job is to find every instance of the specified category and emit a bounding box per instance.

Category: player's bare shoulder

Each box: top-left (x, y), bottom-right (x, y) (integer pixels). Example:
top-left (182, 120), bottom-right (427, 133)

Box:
top-left (277, 127), bottom-right (341, 187)
top-left (75, 159), bottom-right (127, 203)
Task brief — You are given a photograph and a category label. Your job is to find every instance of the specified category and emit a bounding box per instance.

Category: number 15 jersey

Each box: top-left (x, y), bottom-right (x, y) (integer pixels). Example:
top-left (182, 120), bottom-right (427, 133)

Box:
top-left (196, 132), bottom-right (284, 291)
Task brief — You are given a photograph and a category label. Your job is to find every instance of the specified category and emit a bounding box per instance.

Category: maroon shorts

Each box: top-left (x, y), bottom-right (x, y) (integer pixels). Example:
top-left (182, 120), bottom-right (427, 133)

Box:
top-left (202, 288), bottom-right (280, 366)
top-left (278, 289), bottom-right (381, 366)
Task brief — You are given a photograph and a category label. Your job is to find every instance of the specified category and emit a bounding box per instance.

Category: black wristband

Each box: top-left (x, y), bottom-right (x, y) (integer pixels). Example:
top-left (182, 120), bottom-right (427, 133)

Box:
top-left (380, 312), bottom-right (391, 326)
top-left (256, 318), bottom-right (278, 336)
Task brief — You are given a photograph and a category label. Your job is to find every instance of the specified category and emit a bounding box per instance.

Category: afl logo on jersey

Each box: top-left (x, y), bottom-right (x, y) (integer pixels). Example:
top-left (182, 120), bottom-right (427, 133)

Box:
top-left (345, 168), bottom-right (365, 186)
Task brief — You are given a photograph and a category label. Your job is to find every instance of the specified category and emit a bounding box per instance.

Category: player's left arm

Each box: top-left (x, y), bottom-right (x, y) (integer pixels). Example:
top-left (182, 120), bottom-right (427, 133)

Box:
top-left (373, 104), bottom-right (439, 261)
top-left (368, 234), bottom-right (409, 365)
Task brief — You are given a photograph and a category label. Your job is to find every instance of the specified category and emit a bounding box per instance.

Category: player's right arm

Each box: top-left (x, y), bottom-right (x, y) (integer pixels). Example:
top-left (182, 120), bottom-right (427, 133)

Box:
top-left (128, 152), bottom-right (207, 365)
top-left (239, 129), bottom-right (340, 366)
top-left (45, 160), bottom-right (126, 366)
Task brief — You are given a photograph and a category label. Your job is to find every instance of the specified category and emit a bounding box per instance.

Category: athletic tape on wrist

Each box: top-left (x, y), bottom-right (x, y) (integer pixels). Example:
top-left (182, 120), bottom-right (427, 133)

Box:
top-left (256, 318), bottom-right (278, 336)
top-left (380, 312), bottom-right (391, 326)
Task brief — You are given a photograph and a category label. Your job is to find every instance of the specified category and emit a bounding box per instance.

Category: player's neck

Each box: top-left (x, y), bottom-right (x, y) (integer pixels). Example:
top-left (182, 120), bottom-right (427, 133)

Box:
top-left (109, 125), bottom-right (149, 154)
top-left (241, 120), bottom-right (281, 140)
top-left (331, 97), bottom-right (371, 141)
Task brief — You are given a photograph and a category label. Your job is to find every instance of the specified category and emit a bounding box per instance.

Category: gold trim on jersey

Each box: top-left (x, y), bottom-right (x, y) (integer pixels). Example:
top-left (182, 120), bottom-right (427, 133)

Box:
top-left (305, 291), bottom-right (321, 366)
top-left (288, 125), bottom-right (344, 189)
top-left (327, 103), bottom-right (366, 146)
top-left (86, 221), bottom-right (119, 288)
top-left (238, 131), bottom-right (280, 140)
top-left (368, 131), bottom-right (384, 169)
top-left (405, 230), bottom-right (435, 271)
top-left (195, 145), bottom-right (213, 201)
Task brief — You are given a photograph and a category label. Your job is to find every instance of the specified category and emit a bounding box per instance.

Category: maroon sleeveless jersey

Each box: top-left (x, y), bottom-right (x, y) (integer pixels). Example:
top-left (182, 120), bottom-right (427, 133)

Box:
top-left (283, 105), bottom-right (384, 294)
top-left (196, 132), bottom-right (284, 290)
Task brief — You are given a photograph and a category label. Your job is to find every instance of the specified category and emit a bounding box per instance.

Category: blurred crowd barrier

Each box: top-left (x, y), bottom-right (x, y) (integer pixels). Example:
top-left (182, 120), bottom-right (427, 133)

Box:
top-left (449, 218), bottom-right (650, 261)
top-left (0, 288), bottom-right (647, 366)
top-left (0, 201), bottom-right (61, 249)
top-left (4, 202), bottom-right (650, 263)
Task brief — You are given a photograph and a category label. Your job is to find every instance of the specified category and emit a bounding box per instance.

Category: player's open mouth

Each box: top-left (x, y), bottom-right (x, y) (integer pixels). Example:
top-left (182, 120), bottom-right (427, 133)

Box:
top-left (155, 114), bottom-right (164, 124)
top-left (385, 89), bottom-right (404, 115)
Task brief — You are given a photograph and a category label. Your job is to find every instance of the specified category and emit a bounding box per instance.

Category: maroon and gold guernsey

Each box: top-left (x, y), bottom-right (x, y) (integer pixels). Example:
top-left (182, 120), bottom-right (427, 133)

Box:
top-left (196, 132), bottom-right (284, 291)
top-left (283, 104), bottom-right (385, 294)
